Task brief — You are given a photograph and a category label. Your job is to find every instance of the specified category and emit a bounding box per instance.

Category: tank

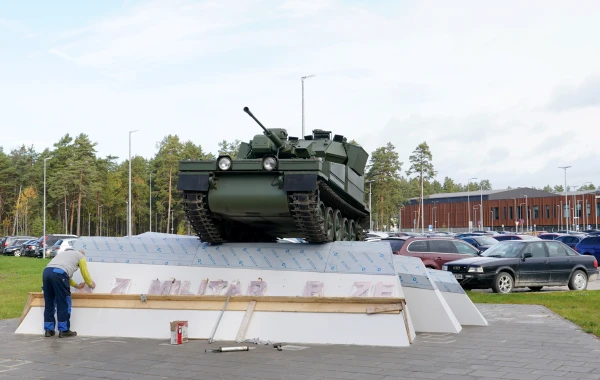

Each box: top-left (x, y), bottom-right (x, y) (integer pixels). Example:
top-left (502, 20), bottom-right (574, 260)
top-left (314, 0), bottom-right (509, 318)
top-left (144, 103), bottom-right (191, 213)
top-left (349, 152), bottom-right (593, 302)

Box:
top-left (177, 106), bottom-right (370, 243)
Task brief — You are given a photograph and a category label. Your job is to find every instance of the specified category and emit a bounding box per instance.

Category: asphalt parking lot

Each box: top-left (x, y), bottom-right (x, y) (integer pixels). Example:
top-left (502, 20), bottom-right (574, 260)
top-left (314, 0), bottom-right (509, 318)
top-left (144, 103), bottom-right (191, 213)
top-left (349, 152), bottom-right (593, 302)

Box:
top-left (1, 303), bottom-right (600, 380)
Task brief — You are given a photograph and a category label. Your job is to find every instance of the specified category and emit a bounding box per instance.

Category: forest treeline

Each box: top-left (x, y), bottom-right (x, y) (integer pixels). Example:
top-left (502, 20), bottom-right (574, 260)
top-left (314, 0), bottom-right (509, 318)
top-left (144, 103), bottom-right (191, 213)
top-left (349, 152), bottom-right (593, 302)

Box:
top-left (1, 134), bottom-right (595, 236)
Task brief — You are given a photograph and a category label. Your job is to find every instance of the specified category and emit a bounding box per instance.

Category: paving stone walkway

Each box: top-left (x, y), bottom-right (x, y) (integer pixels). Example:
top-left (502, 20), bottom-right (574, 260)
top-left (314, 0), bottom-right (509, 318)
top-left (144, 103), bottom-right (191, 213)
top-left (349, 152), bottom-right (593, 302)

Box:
top-left (1, 304), bottom-right (600, 380)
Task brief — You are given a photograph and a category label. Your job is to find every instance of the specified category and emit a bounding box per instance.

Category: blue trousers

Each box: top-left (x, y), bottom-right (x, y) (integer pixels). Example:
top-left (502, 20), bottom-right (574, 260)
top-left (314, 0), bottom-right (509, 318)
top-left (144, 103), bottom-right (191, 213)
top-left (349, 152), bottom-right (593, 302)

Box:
top-left (42, 267), bottom-right (72, 332)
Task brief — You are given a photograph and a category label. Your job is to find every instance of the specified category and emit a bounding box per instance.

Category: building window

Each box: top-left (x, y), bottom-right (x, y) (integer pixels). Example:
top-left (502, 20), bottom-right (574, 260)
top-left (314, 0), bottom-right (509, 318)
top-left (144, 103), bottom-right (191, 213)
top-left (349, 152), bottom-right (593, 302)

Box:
top-left (554, 205), bottom-right (556, 218)
top-left (597, 202), bottom-right (600, 219)
top-left (517, 206), bottom-right (522, 219)
top-left (546, 205), bottom-right (550, 219)
top-left (503, 207), bottom-right (507, 220)
top-left (494, 207), bottom-right (499, 220)
top-left (576, 203), bottom-right (582, 218)
top-left (533, 206), bottom-right (539, 219)
top-left (587, 203), bottom-right (591, 217)
top-left (509, 206), bottom-right (513, 220)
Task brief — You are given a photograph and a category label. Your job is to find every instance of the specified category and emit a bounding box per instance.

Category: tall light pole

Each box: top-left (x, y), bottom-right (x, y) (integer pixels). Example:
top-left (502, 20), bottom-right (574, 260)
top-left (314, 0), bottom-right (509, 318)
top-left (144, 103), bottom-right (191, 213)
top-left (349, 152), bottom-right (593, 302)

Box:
top-left (519, 202), bottom-right (526, 233)
top-left (301, 74), bottom-right (316, 138)
top-left (559, 166), bottom-right (571, 233)
top-left (128, 130), bottom-right (139, 237)
top-left (43, 157), bottom-right (52, 259)
top-left (594, 195), bottom-right (600, 230)
top-left (467, 177), bottom-right (477, 231)
top-left (398, 206), bottom-right (404, 232)
top-left (479, 184), bottom-right (483, 230)
top-left (524, 195), bottom-right (528, 233)
top-left (366, 180), bottom-right (374, 231)
top-left (149, 171), bottom-right (152, 232)
top-left (581, 182), bottom-right (591, 229)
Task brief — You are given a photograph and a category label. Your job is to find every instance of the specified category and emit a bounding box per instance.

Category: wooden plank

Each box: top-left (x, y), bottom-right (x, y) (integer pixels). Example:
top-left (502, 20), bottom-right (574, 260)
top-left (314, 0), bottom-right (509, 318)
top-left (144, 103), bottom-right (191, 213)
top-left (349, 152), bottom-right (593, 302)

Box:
top-left (400, 300), bottom-right (412, 344)
top-left (27, 292), bottom-right (404, 304)
top-left (18, 293), bottom-right (35, 327)
top-left (236, 301), bottom-right (256, 342)
top-left (28, 297), bottom-right (401, 314)
top-left (366, 303), bottom-right (403, 314)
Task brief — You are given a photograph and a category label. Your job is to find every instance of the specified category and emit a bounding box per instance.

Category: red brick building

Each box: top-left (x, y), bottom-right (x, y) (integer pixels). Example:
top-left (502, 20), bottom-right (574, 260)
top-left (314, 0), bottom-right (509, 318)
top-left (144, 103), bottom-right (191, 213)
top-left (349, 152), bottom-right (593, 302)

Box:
top-left (401, 188), bottom-right (600, 232)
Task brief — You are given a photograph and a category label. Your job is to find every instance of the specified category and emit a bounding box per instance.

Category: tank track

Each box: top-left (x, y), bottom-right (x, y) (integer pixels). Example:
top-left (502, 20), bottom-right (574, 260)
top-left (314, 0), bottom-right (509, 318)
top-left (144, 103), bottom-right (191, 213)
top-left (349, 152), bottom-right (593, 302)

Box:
top-left (289, 179), bottom-right (369, 243)
top-left (182, 192), bottom-right (225, 243)
top-left (182, 179), bottom-right (369, 244)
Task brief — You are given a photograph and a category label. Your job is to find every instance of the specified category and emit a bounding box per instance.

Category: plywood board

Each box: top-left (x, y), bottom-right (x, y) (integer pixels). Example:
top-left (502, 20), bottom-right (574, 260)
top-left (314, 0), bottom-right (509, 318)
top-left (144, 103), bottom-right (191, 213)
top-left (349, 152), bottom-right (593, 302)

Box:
top-left (26, 293), bottom-right (403, 314)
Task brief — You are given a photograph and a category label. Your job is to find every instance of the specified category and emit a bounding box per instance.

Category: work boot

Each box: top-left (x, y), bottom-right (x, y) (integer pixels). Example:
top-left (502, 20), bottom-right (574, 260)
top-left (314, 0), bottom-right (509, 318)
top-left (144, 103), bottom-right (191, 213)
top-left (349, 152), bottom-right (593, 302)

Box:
top-left (59, 330), bottom-right (77, 338)
top-left (44, 330), bottom-right (55, 337)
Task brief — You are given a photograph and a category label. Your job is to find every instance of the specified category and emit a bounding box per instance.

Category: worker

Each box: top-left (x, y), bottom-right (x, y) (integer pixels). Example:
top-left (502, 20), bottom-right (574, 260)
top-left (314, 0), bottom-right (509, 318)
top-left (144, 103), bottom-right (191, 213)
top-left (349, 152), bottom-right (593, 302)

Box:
top-left (42, 248), bottom-right (96, 338)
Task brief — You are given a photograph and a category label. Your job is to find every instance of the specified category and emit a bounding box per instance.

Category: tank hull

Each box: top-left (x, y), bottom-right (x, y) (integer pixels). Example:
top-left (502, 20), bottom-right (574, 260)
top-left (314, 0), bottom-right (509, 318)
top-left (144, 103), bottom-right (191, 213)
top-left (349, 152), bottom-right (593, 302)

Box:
top-left (177, 159), bottom-right (370, 243)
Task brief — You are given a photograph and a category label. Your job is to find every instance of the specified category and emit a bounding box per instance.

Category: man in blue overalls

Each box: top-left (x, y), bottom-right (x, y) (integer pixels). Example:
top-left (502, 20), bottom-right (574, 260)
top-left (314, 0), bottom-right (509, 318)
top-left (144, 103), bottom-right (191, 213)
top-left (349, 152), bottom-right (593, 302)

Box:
top-left (43, 248), bottom-right (96, 337)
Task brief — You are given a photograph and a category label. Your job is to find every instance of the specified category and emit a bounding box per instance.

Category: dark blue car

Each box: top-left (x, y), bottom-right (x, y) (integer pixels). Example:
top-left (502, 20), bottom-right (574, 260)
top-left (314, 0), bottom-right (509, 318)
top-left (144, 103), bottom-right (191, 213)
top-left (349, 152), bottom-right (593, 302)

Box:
top-left (575, 236), bottom-right (600, 261)
top-left (555, 235), bottom-right (584, 249)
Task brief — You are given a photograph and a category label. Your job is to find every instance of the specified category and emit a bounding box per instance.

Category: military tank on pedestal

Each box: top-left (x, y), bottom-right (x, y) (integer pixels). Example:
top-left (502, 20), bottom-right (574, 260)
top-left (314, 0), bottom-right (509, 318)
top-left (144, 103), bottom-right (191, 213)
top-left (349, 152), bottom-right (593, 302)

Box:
top-left (177, 107), bottom-right (370, 243)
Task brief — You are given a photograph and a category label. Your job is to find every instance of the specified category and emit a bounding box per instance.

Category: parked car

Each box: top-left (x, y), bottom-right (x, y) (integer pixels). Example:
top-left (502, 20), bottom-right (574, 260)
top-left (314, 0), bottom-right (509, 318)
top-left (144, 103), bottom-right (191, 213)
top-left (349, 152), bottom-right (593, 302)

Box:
top-left (22, 240), bottom-right (40, 257)
top-left (538, 233), bottom-right (567, 240)
top-left (2, 238), bottom-right (35, 256)
top-left (455, 233), bottom-right (485, 239)
top-left (493, 234), bottom-right (541, 241)
top-left (37, 234), bottom-right (78, 257)
top-left (554, 235), bottom-right (584, 249)
top-left (381, 236), bottom-right (480, 270)
top-left (48, 238), bottom-right (78, 258)
top-left (574, 236), bottom-right (600, 261)
top-left (442, 240), bottom-right (599, 293)
top-left (1, 235), bottom-right (37, 254)
top-left (458, 235), bottom-right (499, 252)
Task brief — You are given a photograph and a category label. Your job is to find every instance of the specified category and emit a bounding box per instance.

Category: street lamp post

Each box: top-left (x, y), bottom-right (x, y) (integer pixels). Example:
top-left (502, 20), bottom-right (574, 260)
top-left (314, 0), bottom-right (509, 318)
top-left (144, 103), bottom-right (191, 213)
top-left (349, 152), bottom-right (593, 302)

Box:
top-left (301, 74), bottom-right (316, 138)
top-left (524, 195), bottom-right (528, 233)
top-left (128, 130), bottom-right (139, 237)
top-left (559, 166), bottom-right (571, 233)
top-left (171, 209), bottom-right (175, 234)
top-left (149, 171), bottom-right (152, 232)
top-left (596, 195), bottom-right (600, 230)
top-left (366, 180), bottom-right (374, 231)
top-left (42, 157), bottom-right (52, 259)
top-left (413, 211), bottom-right (418, 231)
top-left (519, 202), bottom-right (526, 233)
top-left (581, 182), bottom-right (592, 229)
top-left (467, 177), bottom-right (477, 231)
top-left (398, 206), bottom-right (404, 232)
top-left (480, 184), bottom-right (483, 230)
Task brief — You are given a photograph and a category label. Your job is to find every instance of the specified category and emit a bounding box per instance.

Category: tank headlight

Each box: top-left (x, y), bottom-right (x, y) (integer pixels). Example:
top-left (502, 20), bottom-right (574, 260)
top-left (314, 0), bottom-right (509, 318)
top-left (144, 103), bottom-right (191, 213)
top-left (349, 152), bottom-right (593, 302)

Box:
top-left (263, 157), bottom-right (277, 171)
top-left (218, 157), bottom-right (232, 170)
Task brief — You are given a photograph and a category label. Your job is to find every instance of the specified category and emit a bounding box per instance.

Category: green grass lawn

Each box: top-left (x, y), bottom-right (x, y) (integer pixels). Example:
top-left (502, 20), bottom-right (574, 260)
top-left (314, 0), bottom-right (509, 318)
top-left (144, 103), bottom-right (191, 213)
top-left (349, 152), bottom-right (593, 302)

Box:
top-left (0, 256), bottom-right (48, 320)
top-left (469, 290), bottom-right (600, 337)
top-left (1, 256), bottom-right (599, 338)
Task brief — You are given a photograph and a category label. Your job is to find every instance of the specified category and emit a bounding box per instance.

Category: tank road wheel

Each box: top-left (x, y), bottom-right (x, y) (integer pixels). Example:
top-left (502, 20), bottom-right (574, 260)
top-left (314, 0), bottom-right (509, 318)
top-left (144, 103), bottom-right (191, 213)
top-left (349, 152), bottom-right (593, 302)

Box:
top-left (324, 207), bottom-right (335, 241)
top-left (349, 220), bottom-right (356, 241)
top-left (333, 209), bottom-right (343, 241)
top-left (341, 218), bottom-right (350, 241)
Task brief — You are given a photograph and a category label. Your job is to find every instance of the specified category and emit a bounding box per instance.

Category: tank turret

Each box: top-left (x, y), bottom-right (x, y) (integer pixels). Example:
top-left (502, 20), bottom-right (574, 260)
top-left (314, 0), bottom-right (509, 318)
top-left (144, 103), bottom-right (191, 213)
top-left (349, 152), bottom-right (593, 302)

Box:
top-left (177, 106), bottom-right (370, 244)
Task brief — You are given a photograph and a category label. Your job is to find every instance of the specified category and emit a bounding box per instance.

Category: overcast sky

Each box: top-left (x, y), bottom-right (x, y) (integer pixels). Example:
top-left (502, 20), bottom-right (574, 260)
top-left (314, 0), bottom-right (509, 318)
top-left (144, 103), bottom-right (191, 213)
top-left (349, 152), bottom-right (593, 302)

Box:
top-left (1, 0), bottom-right (599, 190)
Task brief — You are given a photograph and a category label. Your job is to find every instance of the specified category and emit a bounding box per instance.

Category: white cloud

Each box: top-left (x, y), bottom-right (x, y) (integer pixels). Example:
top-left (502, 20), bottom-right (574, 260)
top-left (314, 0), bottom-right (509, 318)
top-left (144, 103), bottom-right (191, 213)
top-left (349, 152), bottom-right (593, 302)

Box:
top-left (2, 0), bottom-right (600, 190)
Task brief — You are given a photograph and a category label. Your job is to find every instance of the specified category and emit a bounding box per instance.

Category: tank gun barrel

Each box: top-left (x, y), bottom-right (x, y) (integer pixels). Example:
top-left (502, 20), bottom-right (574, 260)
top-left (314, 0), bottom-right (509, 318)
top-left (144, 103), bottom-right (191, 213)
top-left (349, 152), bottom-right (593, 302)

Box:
top-left (243, 106), bottom-right (284, 149)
